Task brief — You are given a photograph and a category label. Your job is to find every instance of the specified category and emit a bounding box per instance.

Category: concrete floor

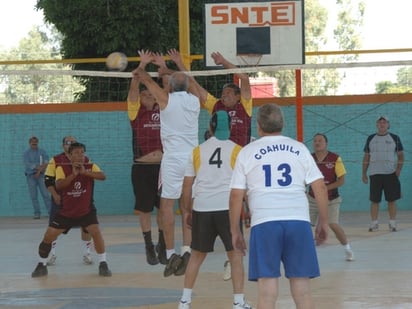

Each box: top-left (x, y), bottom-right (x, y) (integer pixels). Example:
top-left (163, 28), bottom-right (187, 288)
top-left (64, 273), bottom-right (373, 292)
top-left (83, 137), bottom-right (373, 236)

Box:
top-left (1, 211), bottom-right (412, 309)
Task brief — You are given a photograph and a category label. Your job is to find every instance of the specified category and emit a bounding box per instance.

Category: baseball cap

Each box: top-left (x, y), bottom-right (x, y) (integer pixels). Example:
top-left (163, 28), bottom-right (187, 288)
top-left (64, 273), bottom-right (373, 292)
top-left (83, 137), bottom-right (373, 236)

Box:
top-left (377, 115), bottom-right (389, 122)
top-left (210, 111), bottom-right (231, 140)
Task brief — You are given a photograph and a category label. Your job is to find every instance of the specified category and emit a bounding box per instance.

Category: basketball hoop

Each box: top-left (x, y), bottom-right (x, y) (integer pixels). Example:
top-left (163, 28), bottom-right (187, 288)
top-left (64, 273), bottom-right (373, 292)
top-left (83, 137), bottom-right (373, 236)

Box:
top-left (237, 54), bottom-right (263, 67)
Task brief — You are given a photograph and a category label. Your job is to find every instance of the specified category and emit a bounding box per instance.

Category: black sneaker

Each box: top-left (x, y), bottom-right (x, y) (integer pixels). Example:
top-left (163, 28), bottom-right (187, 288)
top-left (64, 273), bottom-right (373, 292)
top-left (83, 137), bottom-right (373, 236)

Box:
top-left (98, 261), bottom-right (112, 277)
top-left (145, 244), bottom-right (159, 265)
top-left (163, 253), bottom-right (182, 277)
top-left (31, 263), bottom-right (47, 278)
top-left (156, 243), bottom-right (168, 265)
top-left (175, 251), bottom-right (190, 276)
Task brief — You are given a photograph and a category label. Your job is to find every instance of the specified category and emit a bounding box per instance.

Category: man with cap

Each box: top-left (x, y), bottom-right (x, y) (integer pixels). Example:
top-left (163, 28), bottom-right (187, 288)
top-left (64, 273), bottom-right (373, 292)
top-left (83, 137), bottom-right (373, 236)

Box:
top-left (177, 111), bottom-right (253, 309)
top-left (362, 115), bottom-right (404, 232)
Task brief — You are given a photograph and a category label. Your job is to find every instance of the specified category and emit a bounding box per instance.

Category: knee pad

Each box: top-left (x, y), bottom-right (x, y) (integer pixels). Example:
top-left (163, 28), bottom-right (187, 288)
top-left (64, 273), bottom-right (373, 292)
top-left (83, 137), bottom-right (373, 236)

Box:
top-left (39, 241), bottom-right (52, 258)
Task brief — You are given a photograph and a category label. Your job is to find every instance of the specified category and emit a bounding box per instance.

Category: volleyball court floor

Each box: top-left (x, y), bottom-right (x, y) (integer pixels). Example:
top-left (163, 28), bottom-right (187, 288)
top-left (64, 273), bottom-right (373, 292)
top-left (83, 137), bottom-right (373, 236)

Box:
top-left (1, 210), bottom-right (412, 309)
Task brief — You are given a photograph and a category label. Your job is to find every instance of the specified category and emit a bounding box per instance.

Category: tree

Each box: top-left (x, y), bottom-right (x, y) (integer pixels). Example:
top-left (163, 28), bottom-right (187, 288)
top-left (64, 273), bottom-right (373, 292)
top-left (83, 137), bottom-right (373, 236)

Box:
top-left (375, 67), bottom-right (412, 94)
top-left (35, 0), bottom-right (365, 101)
top-left (0, 25), bottom-right (84, 104)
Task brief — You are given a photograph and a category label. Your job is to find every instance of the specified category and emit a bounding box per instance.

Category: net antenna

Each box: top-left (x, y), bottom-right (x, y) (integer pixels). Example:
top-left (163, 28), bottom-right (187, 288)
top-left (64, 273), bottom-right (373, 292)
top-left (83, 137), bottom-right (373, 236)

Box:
top-left (237, 53), bottom-right (263, 67)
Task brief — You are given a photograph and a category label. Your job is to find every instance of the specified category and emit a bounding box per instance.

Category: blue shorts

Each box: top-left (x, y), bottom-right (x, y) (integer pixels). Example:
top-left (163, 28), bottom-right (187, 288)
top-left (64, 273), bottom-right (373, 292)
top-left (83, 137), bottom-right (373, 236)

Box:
top-left (248, 220), bottom-right (320, 281)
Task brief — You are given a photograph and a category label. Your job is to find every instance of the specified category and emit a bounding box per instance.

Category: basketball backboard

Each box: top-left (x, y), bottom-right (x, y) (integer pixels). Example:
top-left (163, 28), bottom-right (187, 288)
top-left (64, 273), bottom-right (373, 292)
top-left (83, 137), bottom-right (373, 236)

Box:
top-left (204, 1), bottom-right (304, 67)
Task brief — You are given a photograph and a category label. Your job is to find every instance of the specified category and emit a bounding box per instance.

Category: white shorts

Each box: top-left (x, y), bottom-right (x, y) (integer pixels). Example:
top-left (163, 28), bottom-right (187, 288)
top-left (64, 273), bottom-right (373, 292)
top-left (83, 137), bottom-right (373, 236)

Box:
top-left (160, 154), bottom-right (190, 199)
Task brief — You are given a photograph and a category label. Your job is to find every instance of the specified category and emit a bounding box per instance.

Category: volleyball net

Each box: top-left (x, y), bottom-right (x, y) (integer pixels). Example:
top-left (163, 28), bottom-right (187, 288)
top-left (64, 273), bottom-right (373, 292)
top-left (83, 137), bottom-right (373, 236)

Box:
top-left (1, 59), bottom-right (411, 104)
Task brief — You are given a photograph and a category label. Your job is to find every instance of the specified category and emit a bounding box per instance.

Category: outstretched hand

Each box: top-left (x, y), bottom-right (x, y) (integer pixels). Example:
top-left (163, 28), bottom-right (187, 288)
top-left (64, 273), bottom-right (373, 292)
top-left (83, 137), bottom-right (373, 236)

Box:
top-left (152, 52), bottom-right (167, 68)
top-left (168, 49), bottom-right (183, 65)
top-left (211, 52), bottom-right (226, 65)
top-left (138, 50), bottom-right (153, 66)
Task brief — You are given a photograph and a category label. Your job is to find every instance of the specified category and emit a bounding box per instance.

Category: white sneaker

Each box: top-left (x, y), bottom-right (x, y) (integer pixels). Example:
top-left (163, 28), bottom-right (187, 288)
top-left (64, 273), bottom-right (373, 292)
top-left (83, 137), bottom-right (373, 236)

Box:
top-left (83, 253), bottom-right (93, 265)
top-left (223, 260), bottom-right (231, 281)
top-left (368, 222), bottom-right (379, 232)
top-left (345, 248), bottom-right (355, 261)
top-left (389, 222), bottom-right (397, 232)
top-left (178, 301), bottom-right (191, 309)
top-left (233, 299), bottom-right (254, 309)
top-left (47, 254), bottom-right (57, 266)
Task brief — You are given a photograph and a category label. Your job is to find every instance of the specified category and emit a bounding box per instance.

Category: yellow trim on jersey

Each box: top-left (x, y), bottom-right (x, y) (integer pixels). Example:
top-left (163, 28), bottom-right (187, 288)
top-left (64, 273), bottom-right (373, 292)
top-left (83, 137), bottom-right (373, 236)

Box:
top-left (231, 144), bottom-right (242, 169)
top-left (55, 164), bottom-right (101, 180)
top-left (204, 93), bottom-right (216, 114)
top-left (335, 156), bottom-right (346, 178)
top-left (241, 96), bottom-right (253, 117)
top-left (45, 157), bottom-right (56, 177)
top-left (203, 93), bottom-right (253, 117)
top-left (193, 146), bottom-right (201, 174)
top-left (127, 98), bottom-right (141, 121)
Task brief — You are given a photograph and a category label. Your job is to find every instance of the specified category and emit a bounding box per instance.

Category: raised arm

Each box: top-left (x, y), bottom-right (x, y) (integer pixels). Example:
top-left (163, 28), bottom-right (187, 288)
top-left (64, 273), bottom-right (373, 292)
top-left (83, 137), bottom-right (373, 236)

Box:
top-left (211, 52), bottom-right (251, 100)
top-left (167, 48), bottom-right (209, 103)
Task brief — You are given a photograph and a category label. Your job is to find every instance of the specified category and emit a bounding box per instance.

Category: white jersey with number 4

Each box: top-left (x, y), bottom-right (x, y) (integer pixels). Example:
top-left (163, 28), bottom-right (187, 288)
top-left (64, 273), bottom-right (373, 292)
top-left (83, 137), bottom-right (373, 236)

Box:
top-left (230, 135), bottom-right (323, 227)
top-left (185, 136), bottom-right (242, 212)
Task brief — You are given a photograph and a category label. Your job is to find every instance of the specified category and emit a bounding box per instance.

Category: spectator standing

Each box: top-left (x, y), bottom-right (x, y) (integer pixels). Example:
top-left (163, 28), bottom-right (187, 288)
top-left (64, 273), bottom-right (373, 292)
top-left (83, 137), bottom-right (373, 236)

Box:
top-left (362, 116), bottom-right (404, 232)
top-left (23, 136), bottom-right (51, 219)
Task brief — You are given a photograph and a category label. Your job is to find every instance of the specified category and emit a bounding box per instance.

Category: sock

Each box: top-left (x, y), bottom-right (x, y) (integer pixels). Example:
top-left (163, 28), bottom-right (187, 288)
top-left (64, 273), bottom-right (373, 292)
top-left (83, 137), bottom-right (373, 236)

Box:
top-left (234, 294), bottom-right (245, 304)
top-left (158, 230), bottom-right (165, 246)
top-left (97, 253), bottom-right (107, 263)
top-left (51, 240), bottom-right (57, 255)
top-left (40, 257), bottom-right (48, 265)
top-left (166, 249), bottom-right (176, 259)
top-left (343, 243), bottom-right (351, 250)
top-left (143, 231), bottom-right (153, 247)
top-left (181, 245), bottom-right (191, 255)
top-left (389, 219), bottom-right (396, 225)
top-left (83, 240), bottom-right (92, 255)
top-left (181, 288), bottom-right (192, 303)
top-left (371, 220), bottom-right (378, 225)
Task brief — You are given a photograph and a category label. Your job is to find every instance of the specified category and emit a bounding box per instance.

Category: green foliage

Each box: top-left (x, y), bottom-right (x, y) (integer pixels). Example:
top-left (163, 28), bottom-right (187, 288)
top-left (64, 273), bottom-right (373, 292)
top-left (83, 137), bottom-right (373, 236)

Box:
top-left (0, 25), bottom-right (84, 104)
top-left (375, 67), bottom-right (412, 94)
top-left (34, 0), bottom-right (366, 100)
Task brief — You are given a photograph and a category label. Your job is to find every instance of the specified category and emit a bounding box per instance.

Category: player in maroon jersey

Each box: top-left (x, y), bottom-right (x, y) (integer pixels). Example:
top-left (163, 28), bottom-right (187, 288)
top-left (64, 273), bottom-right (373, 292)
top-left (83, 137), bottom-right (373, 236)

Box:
top-left (308, 133), bottom-right (354, 261)
top-left (128, 51), bottom-right (165, 266)
top-left (31, 142), bottom-right (111, 277)
top-left (44, 136), bottom-right (94, 266)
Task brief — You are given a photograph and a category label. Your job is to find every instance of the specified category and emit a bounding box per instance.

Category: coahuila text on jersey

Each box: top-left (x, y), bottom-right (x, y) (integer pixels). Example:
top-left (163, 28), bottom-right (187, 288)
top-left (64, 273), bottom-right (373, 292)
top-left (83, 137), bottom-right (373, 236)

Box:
top-left (254, 144), bottom-right (300, 160)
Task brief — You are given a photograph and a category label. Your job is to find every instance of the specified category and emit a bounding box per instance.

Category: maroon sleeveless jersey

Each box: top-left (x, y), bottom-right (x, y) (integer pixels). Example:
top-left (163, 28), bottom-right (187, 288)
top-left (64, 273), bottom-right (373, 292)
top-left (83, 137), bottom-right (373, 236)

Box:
top-left (130, 104), bottom-right (162, 160)
top-left (59, 163), bottom-right (95, 218)
top-left (309, 152), bottom-right (340, 201)
top-left (213, 100), bottom-right (251, 146)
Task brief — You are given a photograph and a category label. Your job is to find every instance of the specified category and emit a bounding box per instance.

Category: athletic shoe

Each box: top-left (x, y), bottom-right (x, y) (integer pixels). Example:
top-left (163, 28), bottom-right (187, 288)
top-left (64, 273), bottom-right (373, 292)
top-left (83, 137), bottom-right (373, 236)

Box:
top-left (156, 243), bottom-right (168, 265)
top-left (145, 244), bottom-right (159, 265)
top-left (163, 253), bottom-right (182, 277)
top-left (175, 251), bottom-right (190, 276)
top-left (31, 263), bottom-right (48, 278)
top-left (368, 222), bottom-right (379, 232)
top-left (178, 300), bottom-right (191, 309)
top-left (223, 260), bottom-right (231, 281)
top-left (233, 299), bottom-right (254, 309)
top-left (83, 253), bottom-right (93, 265)
top-left (345, 248), bottom-right (355, 261)
top-left (389, 222), bottom-right (397, 232)
top-left (47, 254), bottom-right (57, 266)
top-left (98, 261), bottom-right (112, 277)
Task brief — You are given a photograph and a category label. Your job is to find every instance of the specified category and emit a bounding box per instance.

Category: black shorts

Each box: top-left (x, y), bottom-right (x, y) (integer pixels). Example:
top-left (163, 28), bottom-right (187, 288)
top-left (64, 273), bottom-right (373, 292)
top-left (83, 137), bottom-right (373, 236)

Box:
top-left (369, 173), bottom-right (401, 203)
top-left (191, 210), bottom-right (233, 253)
top-left (131, 163), bottom-right (160, 213)
top-left (49, 199), bottom-right (92, 234)
top-left (49, 208), bottom-right (99, 231)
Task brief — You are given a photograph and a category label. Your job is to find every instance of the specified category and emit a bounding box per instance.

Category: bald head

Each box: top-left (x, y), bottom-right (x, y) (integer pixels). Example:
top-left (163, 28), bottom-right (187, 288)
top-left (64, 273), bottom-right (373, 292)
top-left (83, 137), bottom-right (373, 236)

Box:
top-left (169, 72), bottom-right (189, 92)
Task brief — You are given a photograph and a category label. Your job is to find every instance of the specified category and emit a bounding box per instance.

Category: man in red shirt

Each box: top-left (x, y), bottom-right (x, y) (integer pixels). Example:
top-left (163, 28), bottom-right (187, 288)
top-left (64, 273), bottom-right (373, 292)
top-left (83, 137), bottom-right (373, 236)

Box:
top-left (31, 142), bottom-right (111, 277)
